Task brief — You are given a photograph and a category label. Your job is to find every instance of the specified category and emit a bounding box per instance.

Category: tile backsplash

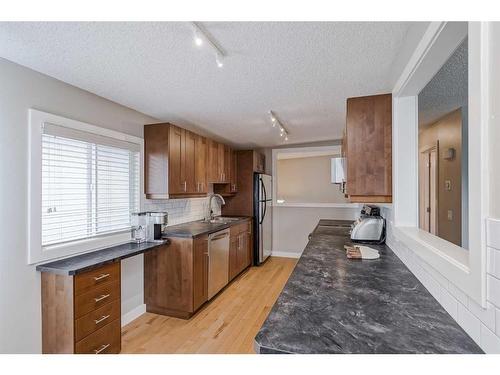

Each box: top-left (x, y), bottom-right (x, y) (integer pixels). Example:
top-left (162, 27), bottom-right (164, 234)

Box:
top-left (143, 197), bottom-right (222, 226)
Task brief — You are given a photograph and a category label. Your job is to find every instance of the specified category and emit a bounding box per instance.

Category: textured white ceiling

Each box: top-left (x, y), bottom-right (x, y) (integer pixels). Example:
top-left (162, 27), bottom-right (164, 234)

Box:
top-left (0, 22), bottom-right (411, 147)
top-left (418, 38), bottom-right (468, 128)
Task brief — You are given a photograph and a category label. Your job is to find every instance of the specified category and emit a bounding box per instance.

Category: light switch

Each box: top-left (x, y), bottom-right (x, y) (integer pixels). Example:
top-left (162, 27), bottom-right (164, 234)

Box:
top-left (445, 180), bottom-right (451, 191)
top-left (447, 210), bottom-right (453, 221)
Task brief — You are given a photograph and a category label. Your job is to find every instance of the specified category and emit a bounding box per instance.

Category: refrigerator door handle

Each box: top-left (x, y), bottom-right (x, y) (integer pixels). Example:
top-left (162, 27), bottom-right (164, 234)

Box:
top-left (260, 177), bottom-right (267, 202)
top-left (260, 200), bottom-right (267, 225)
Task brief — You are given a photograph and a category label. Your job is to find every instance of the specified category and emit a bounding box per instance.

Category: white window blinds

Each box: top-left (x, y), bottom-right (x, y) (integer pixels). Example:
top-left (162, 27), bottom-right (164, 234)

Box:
top-left (41, 123), bottom-right (140, 246)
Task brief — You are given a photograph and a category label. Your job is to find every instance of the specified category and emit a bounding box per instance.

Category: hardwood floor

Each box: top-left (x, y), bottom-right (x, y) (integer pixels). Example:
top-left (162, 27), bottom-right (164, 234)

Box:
top-left (121, 256), bottom-right (297, 354)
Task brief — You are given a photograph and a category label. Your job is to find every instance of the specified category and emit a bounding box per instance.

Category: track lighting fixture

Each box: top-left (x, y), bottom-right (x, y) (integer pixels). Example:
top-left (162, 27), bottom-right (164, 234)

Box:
top-left (191, 22), bottom-right (226, 69)
top-left (269, 110), bottom-right (289, 142)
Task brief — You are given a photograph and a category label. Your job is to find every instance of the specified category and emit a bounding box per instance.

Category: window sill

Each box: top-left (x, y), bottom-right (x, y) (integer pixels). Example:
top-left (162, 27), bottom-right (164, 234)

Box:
top-left (394, 226), bottom-right (470, 273)
top-left (30, 232), bottom-right (131, 265)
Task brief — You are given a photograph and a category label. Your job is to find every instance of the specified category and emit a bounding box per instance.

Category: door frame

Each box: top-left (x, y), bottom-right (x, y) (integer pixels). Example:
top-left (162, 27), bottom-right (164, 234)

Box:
top-left (419, 142), bottom-right (439, 235)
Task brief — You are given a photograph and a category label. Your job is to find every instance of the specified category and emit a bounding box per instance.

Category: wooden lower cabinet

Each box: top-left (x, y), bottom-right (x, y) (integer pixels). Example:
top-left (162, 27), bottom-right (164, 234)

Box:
top-left (144, 236), bottom-right (209, 319)
top-left (41, 262), bottom-right (122, 354)
top-left (229, 220), bottom-right (252, 281)
top-left (145, 220), bottom-right (252, 319)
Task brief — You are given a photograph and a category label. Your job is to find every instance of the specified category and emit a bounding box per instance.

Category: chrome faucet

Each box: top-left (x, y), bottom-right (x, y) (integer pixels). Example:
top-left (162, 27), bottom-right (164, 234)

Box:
top-left (206, 194), bottom-right (225, 221)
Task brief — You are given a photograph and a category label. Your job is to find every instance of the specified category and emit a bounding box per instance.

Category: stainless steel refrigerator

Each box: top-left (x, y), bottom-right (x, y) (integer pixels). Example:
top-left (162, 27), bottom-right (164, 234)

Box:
top-left (253, 173), bottom-right (272, 265)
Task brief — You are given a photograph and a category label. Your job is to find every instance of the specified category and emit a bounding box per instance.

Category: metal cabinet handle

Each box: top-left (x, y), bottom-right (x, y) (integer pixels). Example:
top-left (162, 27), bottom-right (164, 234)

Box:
top-left (94, 314), bottom-right (110, 325)
top-left (184, 181), bottom-right (187, 192)
top-left (93, 273), bottom-right (110, 281)
top-left (94, 294), bottom-right (110, 303)
top-left (94, 343), bottom-right (110, 354)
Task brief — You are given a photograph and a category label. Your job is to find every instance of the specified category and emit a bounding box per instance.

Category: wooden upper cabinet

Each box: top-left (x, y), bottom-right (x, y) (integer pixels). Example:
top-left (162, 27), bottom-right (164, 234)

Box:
top-left (207, 139), bottom-right (220, 183)
top-left (223, 145), bottom-right (231, 183)
top-left (207, 139), bottom-right (230, 184)
top-left (144, 124), bottom-right (169, 199)
top-left (184, 130), bottom-right (197, 193)
top-left (144, 122), bottom-right (244, 198)
top-left (230, 150), bottom-right (238, 193)
top-left (145, 123), bottom-right (206, 198)
top-left (345, 93), bottom-right (392, 202)
top-left (218, 143), bottom-right (226, 182)
top-left (168, 125), bottom-right (185, 195)
top-left (195, 135), bottom-right (208, 194)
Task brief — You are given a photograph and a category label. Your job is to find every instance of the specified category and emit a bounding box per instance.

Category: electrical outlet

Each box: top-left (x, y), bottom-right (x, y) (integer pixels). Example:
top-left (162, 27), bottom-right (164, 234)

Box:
top-left (447, 210), bottom-right (453, 221)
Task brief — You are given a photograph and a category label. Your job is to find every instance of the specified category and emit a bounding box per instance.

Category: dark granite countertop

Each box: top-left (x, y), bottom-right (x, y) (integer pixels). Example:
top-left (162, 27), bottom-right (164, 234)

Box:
top-left (254, 219), bottom-right (483, 354)
top-left (163, 217), bottom-right (252, 238)
top-left (36, 240), bottom-right (168, 275)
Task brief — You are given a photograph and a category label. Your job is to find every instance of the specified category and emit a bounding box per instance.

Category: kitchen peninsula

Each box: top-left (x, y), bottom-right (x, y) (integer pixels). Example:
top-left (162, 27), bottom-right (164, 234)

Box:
top-left (254, 220), bottom-right (483, 354)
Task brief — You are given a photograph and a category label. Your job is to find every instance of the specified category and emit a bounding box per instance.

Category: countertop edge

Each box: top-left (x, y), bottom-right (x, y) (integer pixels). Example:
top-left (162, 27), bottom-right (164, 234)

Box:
top-left (35, 241), bottom-right (167, 275)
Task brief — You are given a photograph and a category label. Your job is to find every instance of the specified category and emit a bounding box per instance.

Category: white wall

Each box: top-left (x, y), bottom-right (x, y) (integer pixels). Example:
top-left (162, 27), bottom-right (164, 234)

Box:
top-left (273, 206), bottom-right (358, 257)
top-left (0, 58), bottom-right (223, 353)
top-left (276, 155), bottom-right (349, 203)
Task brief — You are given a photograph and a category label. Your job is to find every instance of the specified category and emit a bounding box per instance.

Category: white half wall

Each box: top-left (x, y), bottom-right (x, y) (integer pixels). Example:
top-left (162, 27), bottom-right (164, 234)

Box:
top-left (273, 205), bottom-right (359, 257)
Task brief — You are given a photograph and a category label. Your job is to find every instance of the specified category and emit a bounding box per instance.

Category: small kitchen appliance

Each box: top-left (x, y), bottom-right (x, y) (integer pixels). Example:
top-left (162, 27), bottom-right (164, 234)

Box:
top-left (131, 212), bottom-right (148, 243)
top-left (146, 212), bottom-right (168, 242)
top-left (350, 205), bottom-right (386, 244)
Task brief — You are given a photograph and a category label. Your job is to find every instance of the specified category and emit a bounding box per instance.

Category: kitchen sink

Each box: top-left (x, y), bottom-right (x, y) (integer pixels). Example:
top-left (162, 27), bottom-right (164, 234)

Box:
top-left (201, 216), bottom-right (244, 224)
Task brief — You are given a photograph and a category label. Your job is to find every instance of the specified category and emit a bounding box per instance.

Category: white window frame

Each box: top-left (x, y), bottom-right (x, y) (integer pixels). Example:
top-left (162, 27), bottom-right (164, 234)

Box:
top-left (28, 109), bottom-right (144, 264)
top-left (391, 22), bottom-right (489, 306)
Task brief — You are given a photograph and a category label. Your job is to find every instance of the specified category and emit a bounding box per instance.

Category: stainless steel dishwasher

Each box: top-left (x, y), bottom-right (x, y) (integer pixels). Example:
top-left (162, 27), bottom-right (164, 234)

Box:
top-left (207, 228), bottom-right (230, 299)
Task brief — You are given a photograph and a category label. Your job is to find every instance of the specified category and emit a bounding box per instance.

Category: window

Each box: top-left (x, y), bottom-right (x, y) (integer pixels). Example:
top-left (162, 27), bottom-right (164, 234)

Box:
top-left (29, 110), bottom-right (142, 264)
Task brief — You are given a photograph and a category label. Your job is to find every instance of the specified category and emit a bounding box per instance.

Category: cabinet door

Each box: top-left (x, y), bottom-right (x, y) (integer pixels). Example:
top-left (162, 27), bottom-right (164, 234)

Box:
top-left (195, 135), bottom-right (207, 194)
top-left (168, 125), bottom-right (185, 194)
top-left (144, 124), bottom-right (169, 199)
top-left (229, 236), bottom-right (238, 281)
top-left (346, 94), bottom-right (392, 201)
top-left (218, 143), bottom-right (225, 182)
top-left (236, 231), bottom-right (251, 273)
top-left (184, 130), bottom-right (197, 193)
top-left (223, 145), bottom-right (231, 183)
top-left (230, 150), bottom-right (238, 193)
top-left (193, 236), bottom-right (208, 311)
top-left (207, 139), bottom-right (219, 183)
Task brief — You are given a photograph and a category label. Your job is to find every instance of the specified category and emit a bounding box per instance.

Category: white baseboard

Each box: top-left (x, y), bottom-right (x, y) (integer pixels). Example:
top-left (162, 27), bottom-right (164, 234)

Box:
top-left (272, 251), bottom-right (302, 259)
top-left (121, 303), bottom-right (146, 327)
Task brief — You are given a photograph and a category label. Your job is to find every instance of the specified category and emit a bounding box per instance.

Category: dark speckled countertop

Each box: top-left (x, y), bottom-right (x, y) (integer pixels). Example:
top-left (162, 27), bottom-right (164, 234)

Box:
top-left (36, 240), bottom-right (168, 275)
top-left (254, 219), bottom-right (483, 354)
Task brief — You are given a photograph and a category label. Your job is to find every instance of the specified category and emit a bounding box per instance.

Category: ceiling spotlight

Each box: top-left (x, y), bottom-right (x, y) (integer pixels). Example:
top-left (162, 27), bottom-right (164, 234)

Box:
top-left (194, 34), bottom-right (203, 47)
top-left (191, 22), bottom-right (226, 68)
top-left (285, 135), bottom-right (289, 141)
top-left (215, 54), bottom-right (224, 68)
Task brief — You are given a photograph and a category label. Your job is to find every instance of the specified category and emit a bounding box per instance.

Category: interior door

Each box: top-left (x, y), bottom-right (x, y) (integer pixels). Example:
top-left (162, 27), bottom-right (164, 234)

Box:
top-left (419, 144), bottom-right (438, 235)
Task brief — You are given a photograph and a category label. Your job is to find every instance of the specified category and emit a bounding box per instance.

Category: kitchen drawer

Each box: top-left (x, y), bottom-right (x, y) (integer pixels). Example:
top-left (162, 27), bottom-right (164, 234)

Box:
top-left (230, 222), bottom-right (246, 236)
top-left (75, 319), bottom-right (121, 354)
top-left (74, 262), bottom-right (120, 296)
top-left (75, 300), bottom-right (121, 342)
top-left (74, 280), bottom-right (120, 319)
